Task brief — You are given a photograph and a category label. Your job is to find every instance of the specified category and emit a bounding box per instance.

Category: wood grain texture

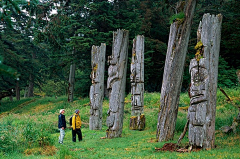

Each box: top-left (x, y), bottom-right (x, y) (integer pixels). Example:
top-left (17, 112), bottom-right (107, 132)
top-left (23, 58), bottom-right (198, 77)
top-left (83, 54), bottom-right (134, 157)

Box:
top-left (188, 13), bottom-right (222, 149)
top-left (156, 0), bottom-right (196, 142)
top-left (106, 29), bottom-right (129, 138)
top-left (89, 43), bottom-right (106, 130)
top-left (130, 35), bottom-right (145, 130)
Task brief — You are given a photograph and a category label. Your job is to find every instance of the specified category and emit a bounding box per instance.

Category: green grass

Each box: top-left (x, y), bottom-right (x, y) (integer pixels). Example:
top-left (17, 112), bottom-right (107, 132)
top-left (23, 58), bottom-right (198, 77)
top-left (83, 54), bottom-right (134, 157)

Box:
top-left (0, 98), bottom-right (33, 113)
top-left (0, 87), bottom-right (239, 159)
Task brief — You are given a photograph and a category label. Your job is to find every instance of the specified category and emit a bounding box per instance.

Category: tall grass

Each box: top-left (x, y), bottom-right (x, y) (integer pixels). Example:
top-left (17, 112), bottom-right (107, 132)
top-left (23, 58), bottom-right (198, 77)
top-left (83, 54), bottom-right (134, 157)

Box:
top-left (0, 115), bottom-right (55, 155)
top-left (0, 87), bottom-right (239, 158)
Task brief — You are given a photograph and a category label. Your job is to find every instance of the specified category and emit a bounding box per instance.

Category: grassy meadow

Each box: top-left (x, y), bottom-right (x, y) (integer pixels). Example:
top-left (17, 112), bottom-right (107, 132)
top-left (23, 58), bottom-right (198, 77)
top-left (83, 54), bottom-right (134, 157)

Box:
top-left (0, 87), bottom-right (240, 159)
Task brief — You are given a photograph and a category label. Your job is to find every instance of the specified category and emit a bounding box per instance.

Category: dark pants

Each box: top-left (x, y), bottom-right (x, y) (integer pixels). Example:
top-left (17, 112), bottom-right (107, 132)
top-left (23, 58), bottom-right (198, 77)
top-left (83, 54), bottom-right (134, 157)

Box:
top-left (72, 128), bottom-right (82, 142)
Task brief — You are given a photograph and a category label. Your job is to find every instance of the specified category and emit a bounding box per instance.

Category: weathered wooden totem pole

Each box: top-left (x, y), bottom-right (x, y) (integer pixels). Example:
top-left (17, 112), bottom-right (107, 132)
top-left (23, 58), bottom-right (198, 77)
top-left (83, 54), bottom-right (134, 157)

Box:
top-left (106, 29), bottom-right (129, 138)
top-left (156, 0), bottom-right (196, 142)
top-left (89, 43), bottom-right (106, 130)
top-left (68, 48), bottom-right (76, 102)
top-left (188, 13), bottom-right (222, 149)
top-left (129, 35), bottom-right (145, 130)
top-left (68, 62), bottom-right (75, 102)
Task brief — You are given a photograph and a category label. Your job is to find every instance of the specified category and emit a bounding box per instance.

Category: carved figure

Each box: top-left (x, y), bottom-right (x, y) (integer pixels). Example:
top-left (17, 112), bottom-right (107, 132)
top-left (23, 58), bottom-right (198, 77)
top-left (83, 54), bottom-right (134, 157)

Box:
top-left (106, 29), bottom-right (129, 138)
top-left (129, 35), bottom-right (145, 130)
top-left (188, 58), bottom-right (210, 147)
top-left (89, 44), bottom-right (105, 130)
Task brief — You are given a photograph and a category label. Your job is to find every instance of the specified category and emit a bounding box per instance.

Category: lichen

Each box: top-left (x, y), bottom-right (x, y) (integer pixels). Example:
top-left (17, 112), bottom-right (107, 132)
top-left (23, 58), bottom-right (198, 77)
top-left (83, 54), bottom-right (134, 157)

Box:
top-left (93, 64), bottom-right (98, 72)
top-left (194, 41), bottom-right (203, 61)
top-left (194, 41), bottom-right (203, 50)
top-left (176, 18), bottom-right (185, 27)
top-left (140, 114), bottom-right (145, 119)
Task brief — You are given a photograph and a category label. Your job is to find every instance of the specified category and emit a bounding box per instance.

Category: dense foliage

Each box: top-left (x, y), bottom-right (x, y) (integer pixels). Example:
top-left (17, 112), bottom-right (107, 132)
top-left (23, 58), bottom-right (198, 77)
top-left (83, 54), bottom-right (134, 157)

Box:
top-left (0, 0), bottom-right (239, 98)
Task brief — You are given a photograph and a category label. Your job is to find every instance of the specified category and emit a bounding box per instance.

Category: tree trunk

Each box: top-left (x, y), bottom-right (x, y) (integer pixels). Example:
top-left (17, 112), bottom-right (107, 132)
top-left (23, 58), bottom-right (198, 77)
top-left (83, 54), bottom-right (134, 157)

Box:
top-left (24, 86), bottom-right (28, 98)
top-left (89, 43), bottom-right (106, 130)
top-left (16, 80), bottom-right (20, 100)
top-left (28, 52), bottom-right (36, 97)
top-left (28, 74), bottom-right (34, 97)
top-left (188, 13), bottom-right (222, 149)
top-left (9, 96), bottom-right (13, 101)
top-left (156, 0), bottom-right (196, 142)
top-left (106, 29), bottom-right (129, 138)
top-left (129, 35), bottom-right (145, 130)
top-left (68, 48), bottom-right (76, 102)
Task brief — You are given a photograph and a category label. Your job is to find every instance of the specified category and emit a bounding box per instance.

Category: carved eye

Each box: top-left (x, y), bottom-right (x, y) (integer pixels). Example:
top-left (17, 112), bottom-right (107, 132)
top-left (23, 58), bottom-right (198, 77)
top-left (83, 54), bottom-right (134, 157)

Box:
top-left (193, 73), bottom-right (200, 82)
top-left (193, 71), bottom-right (205, 85)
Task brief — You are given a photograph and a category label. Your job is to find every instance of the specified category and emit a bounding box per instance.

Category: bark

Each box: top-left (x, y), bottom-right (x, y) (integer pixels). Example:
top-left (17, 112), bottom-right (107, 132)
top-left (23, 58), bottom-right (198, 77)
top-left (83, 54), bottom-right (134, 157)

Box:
top-left (188, 13), bottom-right (222, 149)
top-left (28, 74), bottom-right (34, 97)
top-left (16, 80), bottom-right (20, 100)
top-left (24, 86), bottom-right (28, 98)
top-left (89, 43), bottom-right (106, 130)
top-left (106, 29), bottom-right (129, 138)
top-left (129, 35), bottom-right (145, 130)
top-left (156, 0), bottom-right (196, 142)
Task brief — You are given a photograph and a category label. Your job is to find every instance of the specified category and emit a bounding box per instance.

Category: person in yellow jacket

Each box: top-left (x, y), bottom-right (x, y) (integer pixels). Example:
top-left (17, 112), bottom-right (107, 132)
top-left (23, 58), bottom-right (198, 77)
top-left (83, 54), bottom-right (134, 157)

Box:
top-left (72, 109), bottom-right (82, 142)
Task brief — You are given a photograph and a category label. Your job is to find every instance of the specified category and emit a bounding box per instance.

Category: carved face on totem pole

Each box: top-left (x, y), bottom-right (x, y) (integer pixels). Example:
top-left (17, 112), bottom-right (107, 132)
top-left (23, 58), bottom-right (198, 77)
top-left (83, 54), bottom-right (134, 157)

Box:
top-left (107, 55), bottom-right (119, 89)
top-left (188, 58), bottom-right (209, 127)
top-left (189, 58), bottom-right (209, 105)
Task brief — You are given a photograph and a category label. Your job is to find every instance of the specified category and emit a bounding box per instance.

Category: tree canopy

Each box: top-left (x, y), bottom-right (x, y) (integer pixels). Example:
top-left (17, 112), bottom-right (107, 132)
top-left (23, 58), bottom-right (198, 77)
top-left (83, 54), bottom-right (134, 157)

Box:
top-left (0, 0), bottom-right (239, 98)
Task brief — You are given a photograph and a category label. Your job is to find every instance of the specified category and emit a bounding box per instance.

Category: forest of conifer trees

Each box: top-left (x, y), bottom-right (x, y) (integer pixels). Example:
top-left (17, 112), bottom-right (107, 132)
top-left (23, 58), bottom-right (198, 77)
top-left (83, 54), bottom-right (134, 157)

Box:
top-left (0, 0), bottom-right (239, 99)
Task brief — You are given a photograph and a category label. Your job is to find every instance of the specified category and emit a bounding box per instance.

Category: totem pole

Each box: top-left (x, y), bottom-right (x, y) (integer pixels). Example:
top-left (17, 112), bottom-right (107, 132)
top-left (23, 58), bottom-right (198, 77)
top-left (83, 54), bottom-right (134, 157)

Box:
top-left (106, 29), bottom-right (129, 138)
top-left (129, 35), bottom-right (145, 130)
top-left (188, 13), bottom-right (222, 149)
top-left (89, 43), bottom-right (106, 130)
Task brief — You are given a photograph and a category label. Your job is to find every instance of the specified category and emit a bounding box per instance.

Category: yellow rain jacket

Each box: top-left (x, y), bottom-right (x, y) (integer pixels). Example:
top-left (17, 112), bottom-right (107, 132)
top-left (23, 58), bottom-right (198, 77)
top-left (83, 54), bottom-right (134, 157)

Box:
top-left (72, 113), bottom-right (81, 130)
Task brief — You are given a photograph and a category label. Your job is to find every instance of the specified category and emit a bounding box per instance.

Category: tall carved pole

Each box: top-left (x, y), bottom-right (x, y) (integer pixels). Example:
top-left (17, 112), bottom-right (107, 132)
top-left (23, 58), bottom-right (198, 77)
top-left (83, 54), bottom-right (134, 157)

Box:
top-left (156, 0), bottom-right (196, 142)
top-left (188, 13), bottom-right (222, 149)
top-left (129, 35), bottom-right (145, 130)
top-left (68, 47), bottom-right (76, 102)
top-left (106, 29), bottom-right (129, 138)
top-left (89, 43), bottom-right (106, 130)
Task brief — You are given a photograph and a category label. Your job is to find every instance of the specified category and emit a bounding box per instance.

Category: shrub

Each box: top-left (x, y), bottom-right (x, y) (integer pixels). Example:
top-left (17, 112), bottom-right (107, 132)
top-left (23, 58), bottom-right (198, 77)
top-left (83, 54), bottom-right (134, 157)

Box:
top-left (218, 57), bottom-right (238, 88)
